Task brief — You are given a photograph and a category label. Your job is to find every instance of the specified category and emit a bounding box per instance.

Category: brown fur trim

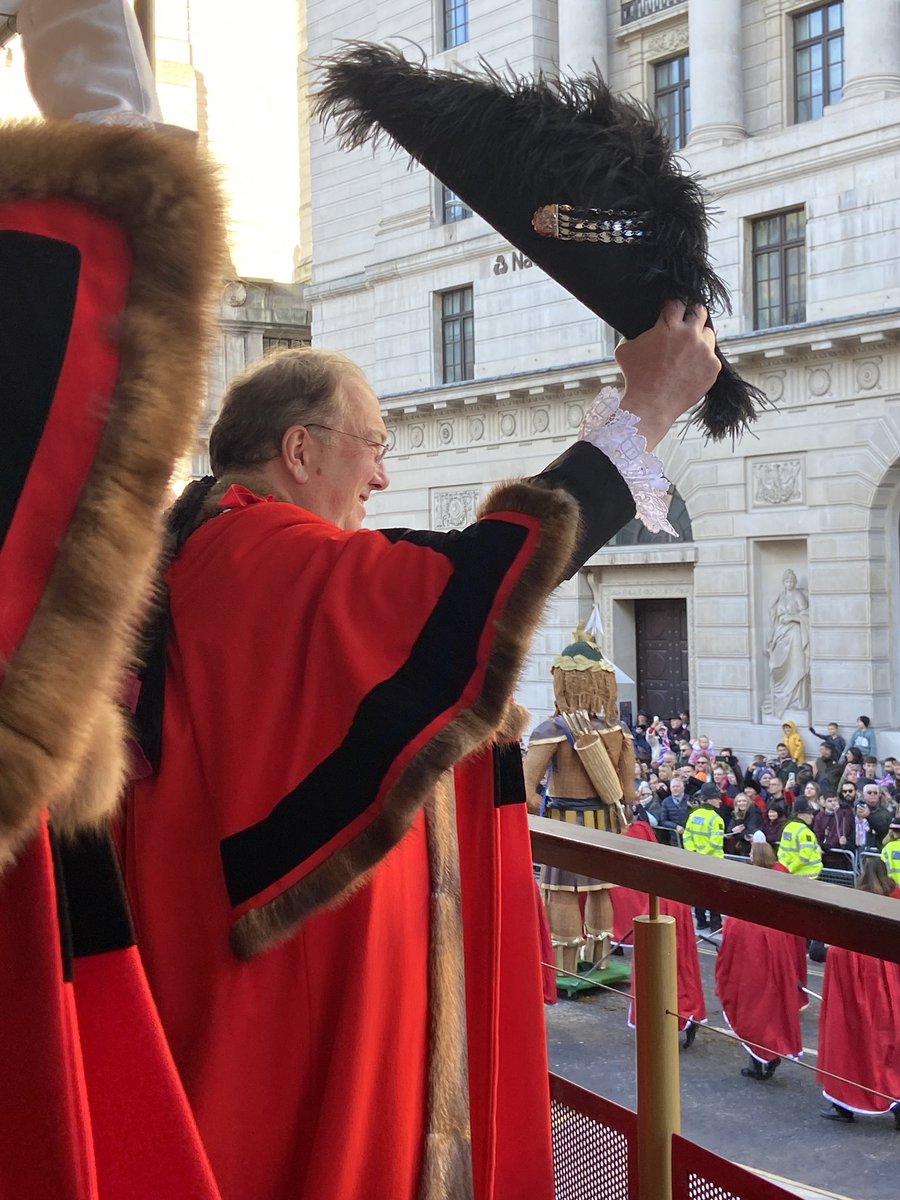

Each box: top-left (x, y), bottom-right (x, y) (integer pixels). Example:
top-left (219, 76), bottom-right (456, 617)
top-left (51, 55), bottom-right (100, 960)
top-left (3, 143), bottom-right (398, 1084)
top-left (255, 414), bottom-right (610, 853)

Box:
top-left (0, 120), bottom-right (226, 872)
top-left (47, 699), bottom-right (127, 841)
top-left (419, 773), bottom-right (473, 1200)
top-left (496, 700), bottom-right (531, 743)
top-left (231, 477), bottom-right (578, 959)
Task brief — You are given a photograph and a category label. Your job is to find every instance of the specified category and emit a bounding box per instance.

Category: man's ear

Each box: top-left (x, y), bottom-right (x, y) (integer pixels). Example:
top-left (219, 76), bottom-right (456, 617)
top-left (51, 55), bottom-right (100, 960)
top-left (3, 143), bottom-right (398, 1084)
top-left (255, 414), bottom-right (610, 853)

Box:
top-left (282, 425), bottom-right (311, 483)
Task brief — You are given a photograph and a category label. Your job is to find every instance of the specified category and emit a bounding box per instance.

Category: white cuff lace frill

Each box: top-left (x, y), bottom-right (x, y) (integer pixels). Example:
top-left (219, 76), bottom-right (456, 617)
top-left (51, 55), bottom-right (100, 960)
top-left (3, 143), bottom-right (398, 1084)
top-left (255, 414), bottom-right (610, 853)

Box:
top-left (580, 386), bottom-right (676, 536)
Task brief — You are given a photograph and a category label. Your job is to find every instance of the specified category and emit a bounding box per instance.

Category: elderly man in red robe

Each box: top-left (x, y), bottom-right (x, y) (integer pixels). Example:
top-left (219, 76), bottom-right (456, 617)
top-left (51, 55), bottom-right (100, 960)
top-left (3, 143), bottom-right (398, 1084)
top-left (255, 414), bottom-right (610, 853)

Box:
top-left (122, 313), bottom-right (719, 1200)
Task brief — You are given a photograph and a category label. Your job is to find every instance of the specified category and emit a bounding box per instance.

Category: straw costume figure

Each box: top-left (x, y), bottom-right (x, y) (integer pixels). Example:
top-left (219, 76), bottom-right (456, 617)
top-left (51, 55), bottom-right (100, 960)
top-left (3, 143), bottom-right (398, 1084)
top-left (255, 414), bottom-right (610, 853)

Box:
top-left (523, 630), bottom-right (636, 974)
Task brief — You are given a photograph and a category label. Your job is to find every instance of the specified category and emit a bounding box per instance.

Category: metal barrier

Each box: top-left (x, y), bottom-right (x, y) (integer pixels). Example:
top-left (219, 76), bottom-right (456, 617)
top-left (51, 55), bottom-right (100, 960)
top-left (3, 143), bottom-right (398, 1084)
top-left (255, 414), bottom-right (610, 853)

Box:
top-left (655, 826), bottom-right (683, 849)
top-left (551, 1075), bottom-right (637, 1200)
top-left (724, 849), bottom-right (856, 888)
top-left (821, 848), bottom-right (857, 873)
top-left (819, 865), bottom-right (857, 888)
top-left (671, 1135), bottom-right (801, 1200)
top-left (549, 1074), bottom-right (798, 1200)
top-left (859, 849), bottom-right (884, 872)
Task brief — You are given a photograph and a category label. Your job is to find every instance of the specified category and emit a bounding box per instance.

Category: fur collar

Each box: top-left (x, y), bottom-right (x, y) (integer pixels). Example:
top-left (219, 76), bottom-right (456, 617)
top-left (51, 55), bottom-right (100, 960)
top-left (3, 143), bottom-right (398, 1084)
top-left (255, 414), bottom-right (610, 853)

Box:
top-left (0, 121), bottom-right (226, 873)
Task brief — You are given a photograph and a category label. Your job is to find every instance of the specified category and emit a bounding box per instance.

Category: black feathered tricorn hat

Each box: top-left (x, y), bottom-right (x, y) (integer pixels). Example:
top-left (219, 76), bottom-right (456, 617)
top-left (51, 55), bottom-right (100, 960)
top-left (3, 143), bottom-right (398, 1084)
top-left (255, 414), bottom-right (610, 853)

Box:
top-left (316, 43), bottom-right (766, 440)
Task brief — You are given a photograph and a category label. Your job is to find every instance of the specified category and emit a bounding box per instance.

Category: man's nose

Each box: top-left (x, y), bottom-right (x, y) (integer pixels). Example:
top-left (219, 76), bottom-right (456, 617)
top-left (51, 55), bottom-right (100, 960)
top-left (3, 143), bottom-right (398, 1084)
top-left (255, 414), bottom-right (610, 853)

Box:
top-left (373, 459), bottom-right (390, 490)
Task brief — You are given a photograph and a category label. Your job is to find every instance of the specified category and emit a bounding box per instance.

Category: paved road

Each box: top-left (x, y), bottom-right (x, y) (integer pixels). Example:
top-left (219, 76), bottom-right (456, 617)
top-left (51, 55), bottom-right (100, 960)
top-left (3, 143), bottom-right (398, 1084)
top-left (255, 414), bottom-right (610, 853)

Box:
top-left (545, 937), bottom-right (897, 1200)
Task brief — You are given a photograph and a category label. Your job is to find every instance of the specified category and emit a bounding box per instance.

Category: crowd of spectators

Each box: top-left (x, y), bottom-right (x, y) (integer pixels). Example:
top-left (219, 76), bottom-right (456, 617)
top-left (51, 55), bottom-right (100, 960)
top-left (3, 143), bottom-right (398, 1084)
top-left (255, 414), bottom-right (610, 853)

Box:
top-left (624, 713), bottom-right (900, 1129)
top-left (628, 713), bottom-right (900, 886)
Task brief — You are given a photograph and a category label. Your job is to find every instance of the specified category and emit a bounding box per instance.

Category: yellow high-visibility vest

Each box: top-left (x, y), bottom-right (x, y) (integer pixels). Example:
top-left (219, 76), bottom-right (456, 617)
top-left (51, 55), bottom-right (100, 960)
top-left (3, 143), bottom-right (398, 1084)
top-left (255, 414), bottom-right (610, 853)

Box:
top-left (683, 806), bottom-right (725, 857)
top-left (777, 818), bottom-right (822, 877)
top-left (881, 838), bottom-right (900, 887)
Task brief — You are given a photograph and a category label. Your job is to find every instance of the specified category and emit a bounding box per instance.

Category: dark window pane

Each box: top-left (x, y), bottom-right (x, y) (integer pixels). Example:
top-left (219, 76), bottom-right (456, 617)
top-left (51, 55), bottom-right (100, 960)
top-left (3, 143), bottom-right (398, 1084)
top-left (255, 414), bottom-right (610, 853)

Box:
top-left (443, 0), bottom-right (468, 50)
top-left (440, 286), bottom-right (474, 382)
top-left (442, 186), bottom-right (471, 224)
top-left (654, 54), bottom-right (690, 150)
top-left (793, 5), bottom-right (844, 123)
top-left (752, 210), bottom-right (806, 330)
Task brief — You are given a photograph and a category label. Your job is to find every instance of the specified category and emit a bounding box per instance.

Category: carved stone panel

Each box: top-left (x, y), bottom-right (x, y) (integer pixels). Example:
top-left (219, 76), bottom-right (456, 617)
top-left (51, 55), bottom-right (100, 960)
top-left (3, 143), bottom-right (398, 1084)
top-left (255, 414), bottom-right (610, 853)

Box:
top-left (430, 486), bottom-right (481, 531)
top-left (531, 407), bottom-right (550, 434)
top-left (750, 457), bottom-right (805, 508)
top-left (807, 366), bottom-right (831, 397)
top-left (646, 25), bottom-right (689, 56)
top-left (566, 403), bottom-right (584, 429)
top-left (760, 371), bottom-right (785, 403)
top-left (856, 358), bottom-right (881, 391)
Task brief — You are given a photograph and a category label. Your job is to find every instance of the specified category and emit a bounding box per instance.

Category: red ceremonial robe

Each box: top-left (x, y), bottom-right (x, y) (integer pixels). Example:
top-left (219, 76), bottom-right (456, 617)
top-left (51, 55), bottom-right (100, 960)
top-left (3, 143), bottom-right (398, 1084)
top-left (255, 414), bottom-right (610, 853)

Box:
top-left (611, 824), bottom-right (707, 1032)
top-left (715, 914), bottom-right (804, 1065)
top-left (123, 454), bottom-right (635, 1200)
top-left (0, 126), bottom-right (223, 1200)
top-left (818, 945), bottom-right (900, 1114)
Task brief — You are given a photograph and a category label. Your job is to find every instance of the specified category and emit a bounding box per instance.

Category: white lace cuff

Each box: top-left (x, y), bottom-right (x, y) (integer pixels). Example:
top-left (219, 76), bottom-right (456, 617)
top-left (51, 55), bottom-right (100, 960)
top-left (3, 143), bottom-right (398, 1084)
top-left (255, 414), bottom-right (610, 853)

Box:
top-left (580, 386), bottom-right (676, 536)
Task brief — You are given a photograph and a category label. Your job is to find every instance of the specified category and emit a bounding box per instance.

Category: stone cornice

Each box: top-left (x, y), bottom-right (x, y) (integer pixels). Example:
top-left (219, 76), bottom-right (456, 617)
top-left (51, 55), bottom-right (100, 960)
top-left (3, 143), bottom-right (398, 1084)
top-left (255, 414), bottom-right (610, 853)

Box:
top-left (718, 308), bottom-right (900, 366)
top-left (685, 98), bottom-right (900, 196)
top-left (379, 309), bottom-right (900, 423)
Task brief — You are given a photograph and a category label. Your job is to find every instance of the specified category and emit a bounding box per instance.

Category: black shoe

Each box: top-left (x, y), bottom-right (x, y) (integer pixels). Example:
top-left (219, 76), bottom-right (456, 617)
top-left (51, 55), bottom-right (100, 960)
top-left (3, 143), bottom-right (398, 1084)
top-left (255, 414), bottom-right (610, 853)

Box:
top-left (892, 1102), bottom-right (900, 1131)
top-left (820, 1103), bottom-right (854, 1123)
top-left (709, 922), bottom-right (722, 935)
top-left (741, 1059), bottom-right (764, 1081)
top-left (696, 919), bottom-right (709, 930)
top-left (763, 1057), bottom-right (781, 1079)
top-left (681, 1020), bottom-right (697, 1050)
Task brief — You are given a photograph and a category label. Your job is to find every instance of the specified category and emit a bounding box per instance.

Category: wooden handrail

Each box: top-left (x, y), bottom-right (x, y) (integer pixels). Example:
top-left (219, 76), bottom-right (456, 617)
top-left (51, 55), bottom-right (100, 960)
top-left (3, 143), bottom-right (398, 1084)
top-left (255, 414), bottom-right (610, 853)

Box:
top-left (529, 816), bottom-right (900, 963)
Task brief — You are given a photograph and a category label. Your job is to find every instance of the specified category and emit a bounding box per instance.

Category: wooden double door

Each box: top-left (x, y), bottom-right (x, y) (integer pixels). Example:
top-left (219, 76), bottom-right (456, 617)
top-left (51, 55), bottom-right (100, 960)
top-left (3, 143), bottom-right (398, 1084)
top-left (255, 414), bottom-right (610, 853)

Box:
top-left (634, 598), bottom-right (689, 721)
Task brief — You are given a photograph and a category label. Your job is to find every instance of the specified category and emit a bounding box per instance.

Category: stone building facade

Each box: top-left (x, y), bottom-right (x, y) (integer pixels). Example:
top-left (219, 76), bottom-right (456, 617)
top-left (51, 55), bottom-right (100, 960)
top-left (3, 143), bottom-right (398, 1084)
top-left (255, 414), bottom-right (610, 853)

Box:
top-left (305, 0), bottom-right (900, 761)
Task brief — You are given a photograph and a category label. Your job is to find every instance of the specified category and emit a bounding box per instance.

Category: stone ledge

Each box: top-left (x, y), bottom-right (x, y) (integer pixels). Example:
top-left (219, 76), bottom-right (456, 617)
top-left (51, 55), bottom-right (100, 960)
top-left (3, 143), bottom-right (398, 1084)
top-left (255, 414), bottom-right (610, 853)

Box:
top-left (586, 545), bottom-right (698, 567)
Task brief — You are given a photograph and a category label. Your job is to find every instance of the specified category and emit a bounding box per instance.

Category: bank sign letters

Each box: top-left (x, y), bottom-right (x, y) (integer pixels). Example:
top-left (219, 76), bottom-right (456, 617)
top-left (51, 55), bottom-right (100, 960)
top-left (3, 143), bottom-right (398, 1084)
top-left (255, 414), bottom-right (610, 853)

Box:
top-left (492, 250), bottom-right (533, 275)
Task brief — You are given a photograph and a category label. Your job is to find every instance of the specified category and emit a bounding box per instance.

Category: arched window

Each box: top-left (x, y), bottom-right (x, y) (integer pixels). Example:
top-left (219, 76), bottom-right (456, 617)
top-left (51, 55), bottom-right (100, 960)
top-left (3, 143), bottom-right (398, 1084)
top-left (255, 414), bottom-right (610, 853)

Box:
top-left (608, 488), bottom-right (693, 547)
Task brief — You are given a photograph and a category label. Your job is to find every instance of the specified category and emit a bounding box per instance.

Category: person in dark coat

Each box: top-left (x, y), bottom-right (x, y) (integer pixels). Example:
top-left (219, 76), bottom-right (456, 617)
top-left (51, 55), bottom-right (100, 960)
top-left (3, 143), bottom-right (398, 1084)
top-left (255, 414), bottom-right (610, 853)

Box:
top-left (724, 791), bottom-right (762, 856)
top-left (813, 794), bottom-right (853, 866)
top-left (759, 801), bottom-right (788, 846)
top-left (660, 778), bottom-right (690, 833)
top-left (847, 800), bottom-right (887, 851)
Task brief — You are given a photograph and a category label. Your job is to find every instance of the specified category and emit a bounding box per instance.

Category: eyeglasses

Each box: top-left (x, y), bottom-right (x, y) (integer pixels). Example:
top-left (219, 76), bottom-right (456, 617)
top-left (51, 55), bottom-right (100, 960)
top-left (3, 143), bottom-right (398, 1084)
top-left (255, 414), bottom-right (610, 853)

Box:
top-left (306, 423), bottom-right (389, 464)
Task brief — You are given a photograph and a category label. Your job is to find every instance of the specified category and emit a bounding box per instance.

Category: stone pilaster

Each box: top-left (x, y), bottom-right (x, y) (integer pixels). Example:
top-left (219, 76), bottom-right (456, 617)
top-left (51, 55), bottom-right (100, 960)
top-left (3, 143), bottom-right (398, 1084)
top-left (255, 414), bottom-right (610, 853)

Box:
top-left (842, 0), bottom-right (900, 101)
top-left (558, 0), bottom-right (609, 80)
top-left (687, 0), bottom-right (746, 144)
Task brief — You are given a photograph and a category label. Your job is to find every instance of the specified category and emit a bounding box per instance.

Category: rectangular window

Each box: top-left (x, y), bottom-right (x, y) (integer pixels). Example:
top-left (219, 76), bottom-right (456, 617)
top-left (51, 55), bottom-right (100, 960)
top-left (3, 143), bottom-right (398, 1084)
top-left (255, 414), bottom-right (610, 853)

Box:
top-left (794, 3), bottom-right (843, 122)
top-left (442, 0), bottom-right (468, 50)
top-left (442, 185), bottom-right (471, 224)
top-left (654, 54), bottom-right (691, 150)
top-left (440, 286), bottom-right (474, 383)
top-left (752, 209), bottom-right (807, 330)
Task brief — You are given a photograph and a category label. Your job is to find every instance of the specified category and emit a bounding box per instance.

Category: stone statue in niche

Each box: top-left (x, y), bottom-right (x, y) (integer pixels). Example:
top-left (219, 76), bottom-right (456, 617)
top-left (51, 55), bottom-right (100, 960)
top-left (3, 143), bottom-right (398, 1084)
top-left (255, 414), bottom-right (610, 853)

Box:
top-left (766, 569), bottom-right (810, 717)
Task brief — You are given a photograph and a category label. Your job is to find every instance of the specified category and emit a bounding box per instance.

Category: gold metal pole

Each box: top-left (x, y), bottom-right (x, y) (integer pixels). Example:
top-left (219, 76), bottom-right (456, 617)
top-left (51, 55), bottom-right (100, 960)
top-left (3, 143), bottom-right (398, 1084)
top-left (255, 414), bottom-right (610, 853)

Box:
top-left (633, 908), bottom-right (680, 1200)
top-left (134, 0), bottom-right (156, 75)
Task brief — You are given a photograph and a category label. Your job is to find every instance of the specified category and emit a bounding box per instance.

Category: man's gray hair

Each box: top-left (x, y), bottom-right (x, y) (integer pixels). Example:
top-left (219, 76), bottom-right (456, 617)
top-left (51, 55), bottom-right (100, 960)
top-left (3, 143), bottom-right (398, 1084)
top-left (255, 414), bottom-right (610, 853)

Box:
top-left (209, 347), bottom-right (369, 475)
